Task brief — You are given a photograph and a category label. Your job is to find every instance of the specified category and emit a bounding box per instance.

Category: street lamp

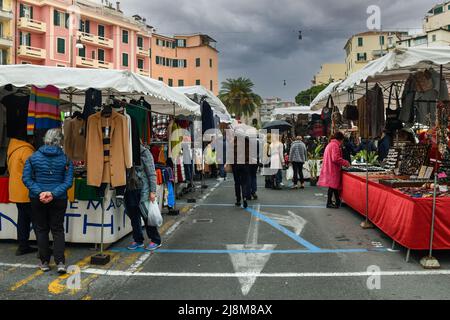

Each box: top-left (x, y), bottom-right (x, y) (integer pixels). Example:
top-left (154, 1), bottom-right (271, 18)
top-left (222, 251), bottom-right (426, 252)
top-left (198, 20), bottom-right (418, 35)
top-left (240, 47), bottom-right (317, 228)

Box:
top-left (75, 37), bottom-right (84, 50)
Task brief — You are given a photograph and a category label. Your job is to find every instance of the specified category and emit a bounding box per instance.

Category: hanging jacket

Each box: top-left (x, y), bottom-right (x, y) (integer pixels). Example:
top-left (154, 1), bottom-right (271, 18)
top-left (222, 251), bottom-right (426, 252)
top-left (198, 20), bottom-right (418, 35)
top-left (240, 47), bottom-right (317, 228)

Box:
top-left (7, 138), bottom-right (35, 203)
top-left (22, 145), bottom-right (73, 200)
top-left (318, 139), bottom-right (350, 190)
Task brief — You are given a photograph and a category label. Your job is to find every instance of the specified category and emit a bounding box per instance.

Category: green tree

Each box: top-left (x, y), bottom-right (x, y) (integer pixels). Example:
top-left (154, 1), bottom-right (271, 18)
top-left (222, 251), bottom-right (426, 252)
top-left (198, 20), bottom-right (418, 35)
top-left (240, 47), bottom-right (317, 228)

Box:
top-left (219, 77), bottom-right (262, 119)
top-left (295, 83), bottom-right (328, 106)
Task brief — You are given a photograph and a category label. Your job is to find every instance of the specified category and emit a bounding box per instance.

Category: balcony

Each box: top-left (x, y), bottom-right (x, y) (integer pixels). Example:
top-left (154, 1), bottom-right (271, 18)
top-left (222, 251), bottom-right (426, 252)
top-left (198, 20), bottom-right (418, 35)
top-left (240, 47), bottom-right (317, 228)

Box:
top-left (137, 47), bottom-right (150, 57)
top-left (0, 8), bottom-right (13, 21)
top-left (76, 56), bottom-right (95, 68)
top-left (77, 31), bottom-right (113, 49)
top-left (76, 56), bottom-right (113, 69)
top-left (18, 17), bottom-right (47, 33)
top-left (18, 45), bottom-right (46, 60)
top-left (96, 60), bottom-right (113, 69)
top-left (0, 36), bottom-right (13, 48)
top-left (137, 69), bottom-right (149, 77)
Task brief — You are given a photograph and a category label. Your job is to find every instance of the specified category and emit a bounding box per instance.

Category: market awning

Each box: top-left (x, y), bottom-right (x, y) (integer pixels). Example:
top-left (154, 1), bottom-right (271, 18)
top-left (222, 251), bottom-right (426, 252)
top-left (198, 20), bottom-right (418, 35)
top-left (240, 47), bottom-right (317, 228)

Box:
top-left (272, 106), bottom-right (320, 117)
top-left (338, 47), bottom-right (450, 93)
top-left (310, 81), bottom-right (344, 111)
top-left (174, 85), bottom-right (233, 123)
top-left (0, 64), bottom-right (201, 116)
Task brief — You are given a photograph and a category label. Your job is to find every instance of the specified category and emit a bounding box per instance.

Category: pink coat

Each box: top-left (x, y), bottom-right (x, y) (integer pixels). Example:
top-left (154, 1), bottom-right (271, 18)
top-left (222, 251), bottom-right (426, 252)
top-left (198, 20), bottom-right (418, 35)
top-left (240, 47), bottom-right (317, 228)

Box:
top-left (318, 139), bottom-right (350, 190)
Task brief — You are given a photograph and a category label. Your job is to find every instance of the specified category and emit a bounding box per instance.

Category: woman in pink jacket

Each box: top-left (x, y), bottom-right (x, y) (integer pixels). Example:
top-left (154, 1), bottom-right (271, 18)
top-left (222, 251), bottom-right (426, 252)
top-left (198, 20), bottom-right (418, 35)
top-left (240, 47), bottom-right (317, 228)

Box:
top-left (318, 132), bottom-right (350, 208)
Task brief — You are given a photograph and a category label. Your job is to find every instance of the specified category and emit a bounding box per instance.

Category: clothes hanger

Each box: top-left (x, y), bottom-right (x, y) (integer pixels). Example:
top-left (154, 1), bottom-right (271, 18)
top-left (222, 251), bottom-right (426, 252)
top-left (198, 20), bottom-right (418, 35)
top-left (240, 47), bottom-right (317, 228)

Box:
top-left (101, 104), bottom-right (112, 118)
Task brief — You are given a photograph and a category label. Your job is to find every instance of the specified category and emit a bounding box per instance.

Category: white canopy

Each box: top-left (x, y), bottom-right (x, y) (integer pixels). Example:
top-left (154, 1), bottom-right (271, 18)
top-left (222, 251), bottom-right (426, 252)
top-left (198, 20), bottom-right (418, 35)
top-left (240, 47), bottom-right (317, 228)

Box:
top-left (311, 47), bottom-right (450, 111)
top-left (338, 47), bottom-right (450, 92)
top-left (272, 106), bottom-right (320, 117)
top-left (310, 81), bottom-right (343, 111)
top-left (0, 64), bottom-right (200, 116)
top-left (174, 85), bottom-right (233, 123)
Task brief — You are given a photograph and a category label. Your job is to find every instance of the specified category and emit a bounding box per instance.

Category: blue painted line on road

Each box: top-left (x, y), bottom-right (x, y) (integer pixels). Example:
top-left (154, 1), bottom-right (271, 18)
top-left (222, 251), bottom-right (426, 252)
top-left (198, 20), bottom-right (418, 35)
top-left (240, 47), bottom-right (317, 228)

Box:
top-left (176, 203), bottom-right (326, 209)
top-left (245, 207), bottom-right (322, 252)
top-left (110, 248), bottom-right (389, 254)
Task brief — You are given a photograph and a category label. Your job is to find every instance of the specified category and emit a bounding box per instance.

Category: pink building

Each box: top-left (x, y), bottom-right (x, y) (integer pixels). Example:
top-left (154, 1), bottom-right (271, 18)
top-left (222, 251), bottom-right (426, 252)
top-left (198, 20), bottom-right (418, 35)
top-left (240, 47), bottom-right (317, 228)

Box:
top-left (14, 0), bottom-right (152, 76)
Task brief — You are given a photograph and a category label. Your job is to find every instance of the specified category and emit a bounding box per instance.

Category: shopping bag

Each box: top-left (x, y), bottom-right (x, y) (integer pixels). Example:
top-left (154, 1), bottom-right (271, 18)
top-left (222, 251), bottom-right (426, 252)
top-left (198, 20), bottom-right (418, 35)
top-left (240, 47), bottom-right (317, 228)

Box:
top-left (140, 200), bottom-right (163, 227)
top-left (286, 165), bottom-right (294, 181)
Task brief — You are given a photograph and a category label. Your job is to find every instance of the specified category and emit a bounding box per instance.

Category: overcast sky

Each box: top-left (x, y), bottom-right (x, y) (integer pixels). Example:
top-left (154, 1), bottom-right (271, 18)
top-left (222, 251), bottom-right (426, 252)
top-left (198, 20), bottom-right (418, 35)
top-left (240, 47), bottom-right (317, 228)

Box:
top-left (119, 0), bottom-right (439, 101)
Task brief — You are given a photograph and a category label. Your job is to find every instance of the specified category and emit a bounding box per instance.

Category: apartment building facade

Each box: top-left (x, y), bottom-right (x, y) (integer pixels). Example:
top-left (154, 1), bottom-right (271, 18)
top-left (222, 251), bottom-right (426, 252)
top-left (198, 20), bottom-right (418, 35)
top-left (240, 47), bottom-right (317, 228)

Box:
top-left (151, 33), bottom-right (219, 95)
top-left (312, 63), bottom-right (346, 85)
top-left (260, 98), bottom-right (296, 124)
top-left (1, 0), bottom-right (219, 95)
top-left (0, 0), bottom-right (14, 65)
top-left (397, 2), bottom-right (450, 49)
top-left (344, 31), bottom-right (408, 76)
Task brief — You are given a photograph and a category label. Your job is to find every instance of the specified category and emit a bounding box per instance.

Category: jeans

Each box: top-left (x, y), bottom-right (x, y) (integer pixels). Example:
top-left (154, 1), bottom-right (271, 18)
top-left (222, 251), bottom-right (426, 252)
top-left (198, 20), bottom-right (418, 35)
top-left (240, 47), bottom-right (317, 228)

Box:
top-left (292, 162), bottom-right (305, 185)
top-left (275, 170), bottom-right (283, 184)
top-left (232, 164), bottom-right (251, 202)
top-left (125, 190), bottom-right (161, 245)
top-left (16, 203), bottom-right (34, 250)
top-left (327, 188), bottom-right (341, 206)
top-left (31, 199), bottom-right (67, 264)
top-left (249, 165), bottom-right (258, 195)
top-left (184, 163), bottom-right (193, 183)
top-left (219, 164), bottom-right (227, 178)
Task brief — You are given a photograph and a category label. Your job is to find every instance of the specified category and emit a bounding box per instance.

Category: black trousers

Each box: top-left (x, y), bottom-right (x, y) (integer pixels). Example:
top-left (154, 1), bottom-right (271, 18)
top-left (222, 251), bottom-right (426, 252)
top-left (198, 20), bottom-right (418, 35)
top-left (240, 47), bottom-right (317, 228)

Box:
top-left (327, 188), bottom-right (341, 206)
top-left (16, 203), bottom-right (34, 250)
top-left (249, 165), bottom-right (258, 195)
top-left (31, 199), bottom-right (67, 264)
top-left (292, 162), bottom-right (305, 185)
top-left (232, 164), bottom-right (251, 202)
top-left (124, 190), bottom-right (161, 245)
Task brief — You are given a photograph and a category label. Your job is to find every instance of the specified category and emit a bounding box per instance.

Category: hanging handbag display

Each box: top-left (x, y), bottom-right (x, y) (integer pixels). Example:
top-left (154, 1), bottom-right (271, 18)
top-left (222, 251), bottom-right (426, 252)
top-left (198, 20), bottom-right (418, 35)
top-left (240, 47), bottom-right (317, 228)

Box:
top-left (343, 104), bottom-right (359, 121)
top-left (385, 83), bottom-right (403, 132)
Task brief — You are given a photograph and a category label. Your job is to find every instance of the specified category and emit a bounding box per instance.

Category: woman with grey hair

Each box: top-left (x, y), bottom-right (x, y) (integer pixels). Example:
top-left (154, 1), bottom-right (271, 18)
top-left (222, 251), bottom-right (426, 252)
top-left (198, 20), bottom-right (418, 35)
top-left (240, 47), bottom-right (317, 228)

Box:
top-left (23, 128), bottom-right (73, 273)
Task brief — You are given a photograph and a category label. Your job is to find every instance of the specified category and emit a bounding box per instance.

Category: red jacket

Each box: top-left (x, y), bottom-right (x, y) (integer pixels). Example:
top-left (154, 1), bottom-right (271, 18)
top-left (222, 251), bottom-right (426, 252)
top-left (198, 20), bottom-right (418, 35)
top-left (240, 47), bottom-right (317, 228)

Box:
top-left (318, 139), bottom-right (350, 190)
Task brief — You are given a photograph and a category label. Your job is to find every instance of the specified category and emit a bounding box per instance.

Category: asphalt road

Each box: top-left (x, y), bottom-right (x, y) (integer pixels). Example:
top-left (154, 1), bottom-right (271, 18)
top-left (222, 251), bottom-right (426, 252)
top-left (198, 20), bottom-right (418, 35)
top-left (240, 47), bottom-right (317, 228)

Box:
top-left (1, 176), bottom-right (450, 300)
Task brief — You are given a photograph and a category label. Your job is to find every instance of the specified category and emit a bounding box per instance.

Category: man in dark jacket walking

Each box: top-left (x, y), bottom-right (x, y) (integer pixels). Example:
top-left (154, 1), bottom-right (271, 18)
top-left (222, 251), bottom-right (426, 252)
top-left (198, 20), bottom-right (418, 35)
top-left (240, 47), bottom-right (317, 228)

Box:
top-left (23, 129), bottom-right (73, 274)
top-left (289, 136), bottom-right (308, 189)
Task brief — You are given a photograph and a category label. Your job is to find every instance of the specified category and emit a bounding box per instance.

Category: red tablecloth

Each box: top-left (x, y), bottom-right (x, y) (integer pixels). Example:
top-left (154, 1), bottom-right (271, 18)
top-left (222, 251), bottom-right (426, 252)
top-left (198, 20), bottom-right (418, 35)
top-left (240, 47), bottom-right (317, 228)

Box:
top-left (342, 172), bottom-right (450, 250)
top-left (0, 177), bottom-right (9, 204)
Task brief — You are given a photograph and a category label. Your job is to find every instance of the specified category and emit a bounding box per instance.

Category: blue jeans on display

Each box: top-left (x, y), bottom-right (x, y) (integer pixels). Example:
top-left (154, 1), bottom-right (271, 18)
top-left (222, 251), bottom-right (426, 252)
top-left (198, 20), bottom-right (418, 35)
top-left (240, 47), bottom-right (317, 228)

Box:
top-left (125, 190), bottom-right (161, 245)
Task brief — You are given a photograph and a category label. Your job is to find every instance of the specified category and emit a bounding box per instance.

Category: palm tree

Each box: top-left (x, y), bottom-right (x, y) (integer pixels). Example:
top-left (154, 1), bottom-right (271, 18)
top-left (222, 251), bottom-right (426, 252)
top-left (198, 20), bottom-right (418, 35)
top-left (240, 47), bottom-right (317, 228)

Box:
top-left (219, 77), bottom-right (262, 119)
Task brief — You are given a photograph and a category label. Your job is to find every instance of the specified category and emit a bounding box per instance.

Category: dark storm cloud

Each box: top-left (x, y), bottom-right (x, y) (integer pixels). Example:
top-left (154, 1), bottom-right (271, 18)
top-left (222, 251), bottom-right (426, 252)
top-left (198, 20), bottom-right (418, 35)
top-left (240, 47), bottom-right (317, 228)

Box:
top-left (121, 0), bottom-right (438, 100)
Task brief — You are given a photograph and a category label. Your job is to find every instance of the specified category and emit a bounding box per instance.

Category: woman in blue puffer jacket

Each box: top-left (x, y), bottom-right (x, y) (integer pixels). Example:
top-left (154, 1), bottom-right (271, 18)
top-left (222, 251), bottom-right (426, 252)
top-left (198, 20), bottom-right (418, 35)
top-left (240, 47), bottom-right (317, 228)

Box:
top-left (22, 129), bottom-right (73, 274)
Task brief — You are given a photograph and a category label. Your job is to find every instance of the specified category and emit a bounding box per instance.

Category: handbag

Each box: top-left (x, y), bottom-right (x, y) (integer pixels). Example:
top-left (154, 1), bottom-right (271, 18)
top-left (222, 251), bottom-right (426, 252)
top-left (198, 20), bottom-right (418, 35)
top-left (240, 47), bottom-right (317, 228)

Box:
top-left (126, 167), bottom-right (143, 191)
top-left (343, 104), bottom-right (359, 121)
top-left (385, 84), bottom-right (403, 131)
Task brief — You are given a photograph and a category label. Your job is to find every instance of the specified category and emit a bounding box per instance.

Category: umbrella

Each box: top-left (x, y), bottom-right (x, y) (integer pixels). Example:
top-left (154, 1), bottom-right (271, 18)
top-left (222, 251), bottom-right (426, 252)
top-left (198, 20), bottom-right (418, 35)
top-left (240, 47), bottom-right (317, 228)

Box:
top-left (262, 120), bottom-right (292, 132)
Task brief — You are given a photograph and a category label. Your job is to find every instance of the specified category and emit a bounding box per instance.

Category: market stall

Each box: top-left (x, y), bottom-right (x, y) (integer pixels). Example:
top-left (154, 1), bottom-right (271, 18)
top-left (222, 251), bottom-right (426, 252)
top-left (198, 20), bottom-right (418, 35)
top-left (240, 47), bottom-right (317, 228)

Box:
top-left (317, 47), bottom-right (450, 266)
top-left (0, 65), bottom-right (200, 245)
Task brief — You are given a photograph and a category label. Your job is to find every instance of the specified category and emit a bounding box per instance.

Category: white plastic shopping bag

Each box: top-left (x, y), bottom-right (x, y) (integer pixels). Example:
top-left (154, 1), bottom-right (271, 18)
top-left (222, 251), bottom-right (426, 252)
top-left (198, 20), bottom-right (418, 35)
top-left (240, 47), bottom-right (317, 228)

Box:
top-left (286, 165), bottom-right (294, 181)
top-left (140, 200), bottom-right (163, 227)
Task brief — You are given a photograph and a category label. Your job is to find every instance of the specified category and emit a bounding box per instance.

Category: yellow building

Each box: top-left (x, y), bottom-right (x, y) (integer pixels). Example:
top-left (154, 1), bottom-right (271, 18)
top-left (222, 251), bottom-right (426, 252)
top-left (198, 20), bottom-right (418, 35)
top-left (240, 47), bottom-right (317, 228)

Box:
top-left (424, 1), bottom-right (450, 32)
top-left (313, 63), bottom-right (346, 85)
top-left (0, 0), bottom-right (13, 65)
top-left (344, 31), bottom-right (407, 77)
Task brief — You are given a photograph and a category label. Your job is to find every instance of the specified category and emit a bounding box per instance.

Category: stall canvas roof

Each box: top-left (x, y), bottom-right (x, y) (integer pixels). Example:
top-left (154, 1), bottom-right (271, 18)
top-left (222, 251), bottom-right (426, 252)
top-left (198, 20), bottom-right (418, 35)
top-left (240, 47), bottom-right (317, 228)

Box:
top-left (174, 85), bottom-right (232, 123)
top-left (310, 81), bottom-right (342, 110)
top-left (0, 64), bottom-right (200, 116)
top-left (272, 106), bottom-right (320, 117)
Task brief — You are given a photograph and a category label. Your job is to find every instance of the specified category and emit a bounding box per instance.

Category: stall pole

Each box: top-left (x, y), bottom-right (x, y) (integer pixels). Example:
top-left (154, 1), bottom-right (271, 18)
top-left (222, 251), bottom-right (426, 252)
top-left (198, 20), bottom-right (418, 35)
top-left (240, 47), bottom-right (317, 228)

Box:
top-left (420, 65), bottom-right (443, 269)
top-left (90, 185), bottom-right (111, 266)
top-left (361, 80), bottom-right (374, 229)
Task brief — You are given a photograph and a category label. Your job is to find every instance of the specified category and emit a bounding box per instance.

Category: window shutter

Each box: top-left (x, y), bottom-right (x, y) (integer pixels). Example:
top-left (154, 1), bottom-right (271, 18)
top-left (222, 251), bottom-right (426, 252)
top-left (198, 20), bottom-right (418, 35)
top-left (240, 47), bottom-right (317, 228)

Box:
top-left (27, 34), bottom-right (31, 47)
top-left (65, 13), bottom-right (70, 28)
top-left (30, 6), bottom-right (33, 19)
top-left (54, 10), bottom-right (59, 26)
top-left (20, 4), bottom-right (24, 18)
top-left (85, 20), bottom-right (90, 33)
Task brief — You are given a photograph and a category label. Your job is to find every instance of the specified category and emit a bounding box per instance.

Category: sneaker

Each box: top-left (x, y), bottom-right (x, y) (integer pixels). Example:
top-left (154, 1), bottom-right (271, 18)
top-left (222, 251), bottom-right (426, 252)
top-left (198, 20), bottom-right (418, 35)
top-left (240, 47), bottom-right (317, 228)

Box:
top-left (57, 263), bottom-right (67, 274)
top-left (39, 261), bottom-right (50, 272)
top-left (145, 242), bottom-right (162, 251)
top-left (251, 194), bottom-right (258, 200)
top-left (243, 200), bottom-right (248, 209)
top-left (127, 242), bottom-right (145, 250)
top-left (235, 201), bottom-right (241, 207)
top-left (16, 246), bottom-right (38, 256)
top-left (327, 204), bottom-right (339, 209)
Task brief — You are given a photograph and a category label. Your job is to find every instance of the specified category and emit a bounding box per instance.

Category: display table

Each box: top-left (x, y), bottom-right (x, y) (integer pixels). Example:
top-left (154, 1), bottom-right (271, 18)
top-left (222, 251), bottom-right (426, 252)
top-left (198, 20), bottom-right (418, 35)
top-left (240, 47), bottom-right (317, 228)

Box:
top-left (342, 172), bottom-right (450, 250)
top-left (0, 188), bottom-right (133, 244)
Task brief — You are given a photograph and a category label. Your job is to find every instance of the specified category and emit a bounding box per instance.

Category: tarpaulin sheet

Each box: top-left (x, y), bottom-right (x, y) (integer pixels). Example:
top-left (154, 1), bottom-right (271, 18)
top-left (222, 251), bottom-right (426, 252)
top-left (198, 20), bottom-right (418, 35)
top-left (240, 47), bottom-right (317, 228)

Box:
top-left (342, 172), bottom-right (450, 250)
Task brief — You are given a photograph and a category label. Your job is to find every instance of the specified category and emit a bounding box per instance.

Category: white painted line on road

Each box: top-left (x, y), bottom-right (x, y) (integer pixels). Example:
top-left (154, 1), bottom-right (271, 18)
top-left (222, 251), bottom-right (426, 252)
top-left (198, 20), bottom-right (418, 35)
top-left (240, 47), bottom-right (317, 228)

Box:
top-left (81, 269), bottom-right (450, 278)
top-left (0, 263), bottom-right (37, 269)
top-left (126, 253), bottom-right (152, 273)
top-left (263, 210), bottom-right (307, 236)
